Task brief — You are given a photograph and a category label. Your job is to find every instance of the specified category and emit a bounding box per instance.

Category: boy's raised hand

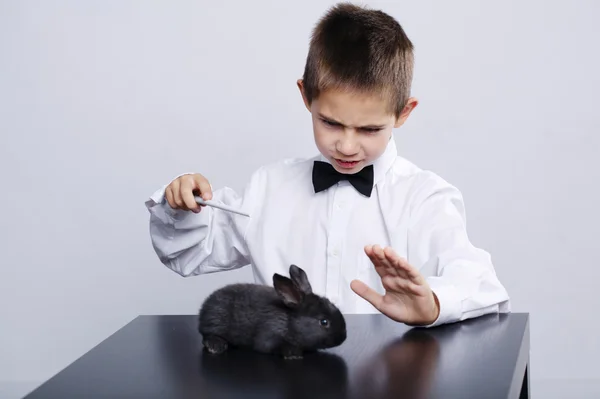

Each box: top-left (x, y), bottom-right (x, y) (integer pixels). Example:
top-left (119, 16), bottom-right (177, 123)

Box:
top-left (350, 245), bottom-right (440, 326)
top-left (165, 173), bottom-right (213, 213)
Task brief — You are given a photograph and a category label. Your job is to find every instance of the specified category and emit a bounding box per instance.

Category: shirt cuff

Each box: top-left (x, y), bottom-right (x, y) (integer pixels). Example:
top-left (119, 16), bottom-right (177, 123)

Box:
top-left (422, 277), bottom-right (463, 328)
top-left (145, 176), bottom-right (194, 222)
top-left (145, 184), bottom-right (168, 207)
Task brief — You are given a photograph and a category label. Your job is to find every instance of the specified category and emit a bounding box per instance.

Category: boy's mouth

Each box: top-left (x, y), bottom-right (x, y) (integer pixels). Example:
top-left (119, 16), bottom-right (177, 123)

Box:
top-left (334, 158), bottom-right (361, 169)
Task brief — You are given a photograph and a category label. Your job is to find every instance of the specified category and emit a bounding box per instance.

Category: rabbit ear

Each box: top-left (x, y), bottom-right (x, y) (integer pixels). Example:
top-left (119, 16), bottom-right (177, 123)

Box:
top-left (289, 264), bottom-right (312, 294)
top-left (273, 274), bottom-right (304, 308)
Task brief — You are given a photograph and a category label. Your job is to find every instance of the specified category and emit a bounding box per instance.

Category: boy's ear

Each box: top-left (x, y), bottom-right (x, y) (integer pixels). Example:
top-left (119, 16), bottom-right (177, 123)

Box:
top-left (394, 97), bottom-right (418, 128)
top-left (297, 79), bottom-right (311, 112)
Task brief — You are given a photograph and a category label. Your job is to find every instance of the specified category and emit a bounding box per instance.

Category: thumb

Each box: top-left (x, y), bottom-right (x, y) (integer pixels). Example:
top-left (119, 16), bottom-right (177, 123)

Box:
top-left (350, 280), bottom-right (383, 310)
top-left (192, 174), bottom-right (213, 201)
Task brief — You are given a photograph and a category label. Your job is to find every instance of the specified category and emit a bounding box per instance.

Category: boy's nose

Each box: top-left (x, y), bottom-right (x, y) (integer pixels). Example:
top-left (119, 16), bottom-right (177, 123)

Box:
top-left (336, 137), bottom-right (359, 156)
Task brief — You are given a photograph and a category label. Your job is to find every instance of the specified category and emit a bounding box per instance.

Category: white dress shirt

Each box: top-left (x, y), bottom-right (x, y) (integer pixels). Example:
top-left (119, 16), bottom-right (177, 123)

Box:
top-left (145, 135), bottom-right (510, 327)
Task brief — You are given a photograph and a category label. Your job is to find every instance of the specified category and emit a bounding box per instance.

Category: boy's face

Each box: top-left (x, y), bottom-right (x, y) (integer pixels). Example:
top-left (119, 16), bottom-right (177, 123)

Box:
top-left (298, 80), bottom-right (417, 174)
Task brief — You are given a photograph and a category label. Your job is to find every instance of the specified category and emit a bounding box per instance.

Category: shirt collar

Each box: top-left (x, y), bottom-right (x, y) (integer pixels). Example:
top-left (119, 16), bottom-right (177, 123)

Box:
top-left (372, 134), bottom-right (397, 185)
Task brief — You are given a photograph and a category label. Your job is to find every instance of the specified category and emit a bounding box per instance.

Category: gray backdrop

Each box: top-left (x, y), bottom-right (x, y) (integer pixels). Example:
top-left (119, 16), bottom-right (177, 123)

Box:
top-left (1, 1), bottom-right (598, 398)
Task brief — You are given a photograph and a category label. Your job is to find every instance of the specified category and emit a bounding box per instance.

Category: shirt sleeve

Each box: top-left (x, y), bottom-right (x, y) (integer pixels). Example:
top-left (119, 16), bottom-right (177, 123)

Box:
top-left (144, 168), bottom-right (265, 277)
top-left (407, 173), bottom-right (511, 327)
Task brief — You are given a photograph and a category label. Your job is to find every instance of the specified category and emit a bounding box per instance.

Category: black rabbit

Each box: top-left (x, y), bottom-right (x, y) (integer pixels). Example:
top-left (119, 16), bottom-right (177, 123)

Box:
top-left (198, 264), bottom-right (347, 359)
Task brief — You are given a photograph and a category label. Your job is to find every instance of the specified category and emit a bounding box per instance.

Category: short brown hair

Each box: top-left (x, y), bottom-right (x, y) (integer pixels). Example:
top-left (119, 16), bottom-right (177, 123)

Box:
top-left (302, 2), bottom-right (414, 117)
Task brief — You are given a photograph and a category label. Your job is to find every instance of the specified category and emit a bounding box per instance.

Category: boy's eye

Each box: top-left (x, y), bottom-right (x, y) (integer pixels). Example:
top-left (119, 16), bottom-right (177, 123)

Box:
top-left (361, 128), bottom-right (381, 133)
top-left (321, 119), bottom-right (340, 127)
top-left (320, 118), bottom-right (381, 133)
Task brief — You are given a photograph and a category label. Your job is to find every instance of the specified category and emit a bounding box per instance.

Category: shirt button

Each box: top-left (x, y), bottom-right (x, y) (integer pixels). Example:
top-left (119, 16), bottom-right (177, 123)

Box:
top-left (332, 248), bottom-right (339, 256)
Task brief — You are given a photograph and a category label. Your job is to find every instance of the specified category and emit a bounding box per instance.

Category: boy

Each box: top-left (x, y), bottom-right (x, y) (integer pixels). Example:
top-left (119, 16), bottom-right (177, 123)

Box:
top-left (145, 2), bottom-right (510, 327)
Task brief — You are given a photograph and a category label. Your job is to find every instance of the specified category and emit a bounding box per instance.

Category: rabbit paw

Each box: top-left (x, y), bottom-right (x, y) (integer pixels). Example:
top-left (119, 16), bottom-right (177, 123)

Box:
top-left (282, 346), bottom-right (303, 360)
top-left (203, 336), bottom-right (228, 354)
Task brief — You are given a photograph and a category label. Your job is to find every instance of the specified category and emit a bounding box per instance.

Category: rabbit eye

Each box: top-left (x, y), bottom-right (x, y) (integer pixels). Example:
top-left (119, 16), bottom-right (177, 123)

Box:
top-left (320, 319), bottom-right (329, 327)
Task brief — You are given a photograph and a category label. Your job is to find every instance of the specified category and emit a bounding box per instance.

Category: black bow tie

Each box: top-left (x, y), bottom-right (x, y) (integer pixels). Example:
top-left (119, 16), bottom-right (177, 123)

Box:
top-left (312, 161), bottom-right (374, 197)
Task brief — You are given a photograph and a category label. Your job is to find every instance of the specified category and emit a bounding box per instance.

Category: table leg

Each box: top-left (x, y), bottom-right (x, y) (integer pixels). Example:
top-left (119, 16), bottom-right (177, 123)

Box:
top-left (519, 364), bottom-right (530, 399)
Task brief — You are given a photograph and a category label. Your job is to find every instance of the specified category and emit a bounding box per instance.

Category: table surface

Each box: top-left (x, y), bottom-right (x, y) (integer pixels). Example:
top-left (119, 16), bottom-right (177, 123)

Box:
top-left (24, 312), bottom-right (530, 399)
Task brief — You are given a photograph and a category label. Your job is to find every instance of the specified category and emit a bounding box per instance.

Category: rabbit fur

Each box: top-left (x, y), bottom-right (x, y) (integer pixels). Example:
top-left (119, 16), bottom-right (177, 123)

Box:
top-left (198, 264), bottom-right (347, 359)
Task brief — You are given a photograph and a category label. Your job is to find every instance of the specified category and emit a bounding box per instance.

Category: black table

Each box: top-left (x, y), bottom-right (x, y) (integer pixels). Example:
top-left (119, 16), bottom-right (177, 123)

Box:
top-left (24, 312), bottom-right (530, 399)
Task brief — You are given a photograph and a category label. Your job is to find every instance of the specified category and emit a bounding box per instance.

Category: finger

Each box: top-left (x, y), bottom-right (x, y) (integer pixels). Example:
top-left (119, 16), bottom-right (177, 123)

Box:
top-left (350, 280), bottom-right (383, 310)
top-left (381, 246), bottom-right (413, 281)
top-left (371, 245), bottom-right (390, 270)
top-left (193, 175), bottom-right (213, 201)
top-left (364, 245), bottom-right (388, 278)
top-left (173, 181), bottom-right (184, 208)
top-left (165, 186), bottom-right (176, 209)
top-left (383, 247), bottom-right (424, 284)
top-left (381, 274), bottom-right (408, 292)
top-left (381, 275), bottom-right (420, 295)
top-left (373, 245), bottom-right (399, 277)
top-left (182, 189), bottom-right (200, 213)
top-left (169, 180), bottom-right (183, 208)
top-left (180, 177), bottom-right (200, 212)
